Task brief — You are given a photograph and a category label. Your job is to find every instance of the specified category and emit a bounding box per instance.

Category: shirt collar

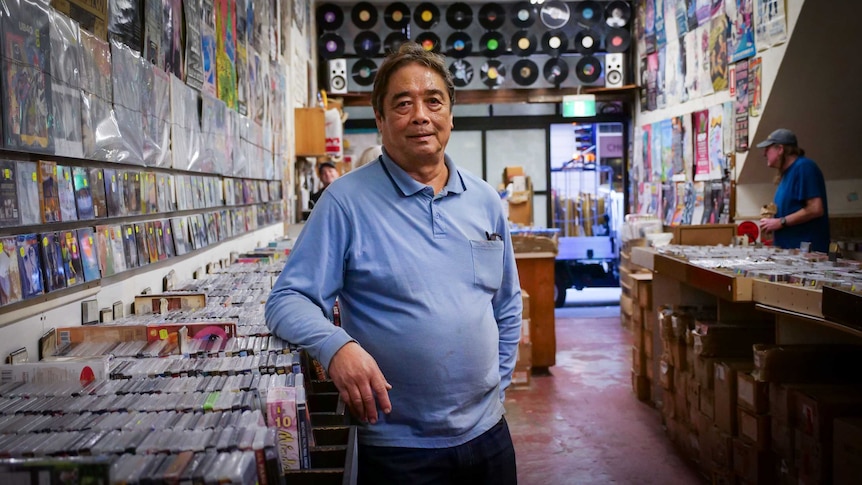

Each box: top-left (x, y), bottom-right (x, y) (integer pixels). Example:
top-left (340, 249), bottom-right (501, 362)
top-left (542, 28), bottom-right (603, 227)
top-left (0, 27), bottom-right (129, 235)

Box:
top-left (380, 149), bottom-right (467, 197)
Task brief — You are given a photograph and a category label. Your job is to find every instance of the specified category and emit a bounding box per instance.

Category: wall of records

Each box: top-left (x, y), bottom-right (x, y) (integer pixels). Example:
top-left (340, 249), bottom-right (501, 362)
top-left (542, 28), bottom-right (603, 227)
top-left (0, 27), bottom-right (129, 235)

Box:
top-left (316, 1), bottom-right (633, 92)
top-left (0, 0), bottom-right (294, 312)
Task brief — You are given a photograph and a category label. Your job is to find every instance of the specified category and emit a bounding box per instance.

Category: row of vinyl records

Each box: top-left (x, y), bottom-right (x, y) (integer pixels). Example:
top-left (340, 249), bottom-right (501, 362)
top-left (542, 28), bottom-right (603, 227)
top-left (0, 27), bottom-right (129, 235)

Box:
top-left (0, 159), bottom-right (284, 229)
top-left (1, 1), bottom-right (287, 181)
top-left (0, 203), bottom-right (284, 307)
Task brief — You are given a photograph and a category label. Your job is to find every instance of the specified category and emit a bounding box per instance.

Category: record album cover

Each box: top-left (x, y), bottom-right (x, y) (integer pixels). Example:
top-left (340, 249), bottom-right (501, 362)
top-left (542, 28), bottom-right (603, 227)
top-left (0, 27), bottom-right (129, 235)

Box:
top-left (109, 224), bottom-right (126, 274)
top-left (154, 219), bottom-right (167, 260)
top-left (103, 168), bottom-right (122, 217)
top-left (121, 224), bottom-right (138, 270)
top-left (143, 0), bottom-right (162, 65)
top-left (37, 160), bottom-right (60, 223)
top-left (16, 161), bottom-right (40, 225)
top-left (72, 166), bottom-right (95, 220)
top-left (108, 0), bottom-right (144, 52)
top-left (160, 219), bottom-right (175, 258)
top-left (215, 0), bottom-right (238, 110)
top-left (60, 229), bottom-right (84, 287)
top-left (1, 0), bottom-right (54, 154)
top-left (56, 165), bottom-right (77, 222)
top-left (0, 160), bottom-right (19, 227)
top-left (145, 221), bottom-right (159, 263)
top-left (94, 225), bottom-right (114, 277)
top-left (79, 30), bottom-right (119, 162)
top-left (17, 233), bottom-right (44, 299)
top-left (163, 0), bottom-right (184, 79)
top-left (50, 10), bottom-right (83, 158)
top-left (123, 170), bottom-right (142, 216)
top-left (110, 40), bottom-right (145, 166)
top-left (39, 232), bottom-right (66, 292)
top-left (143, 171), bottom-right (157, 214)
top-left (170, 217), bottom-right (190, 256)
top-left (134, 222), bottom-right (149, 267)
top-left (0, 236), bottom-right (22, 305)
top-left (156, 173), bottom-right (174, 213)
top-left (184, 0), bottom-right (204, 90)
top-left (201, 0), bottom-right (217, 95)
top-left (88, 168), bottom-right (108, 219)
top-left (76, 227), bottom-right (101, 282)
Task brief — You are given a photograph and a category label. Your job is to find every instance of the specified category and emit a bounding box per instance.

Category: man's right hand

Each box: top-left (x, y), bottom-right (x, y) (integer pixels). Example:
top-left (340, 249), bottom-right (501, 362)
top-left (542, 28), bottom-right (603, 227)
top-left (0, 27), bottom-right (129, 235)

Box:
top-left (327, 341), bottom-right (392, 424)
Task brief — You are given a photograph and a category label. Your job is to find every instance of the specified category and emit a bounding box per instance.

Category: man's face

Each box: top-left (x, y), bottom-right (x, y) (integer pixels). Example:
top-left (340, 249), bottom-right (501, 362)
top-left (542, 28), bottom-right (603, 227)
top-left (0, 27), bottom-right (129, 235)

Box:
top-left (320, 166), bottom-right (339, 187)
top-left (375, 62), bottom-right (454, 166)
top-left (764, 144), bottom-right (783, 169)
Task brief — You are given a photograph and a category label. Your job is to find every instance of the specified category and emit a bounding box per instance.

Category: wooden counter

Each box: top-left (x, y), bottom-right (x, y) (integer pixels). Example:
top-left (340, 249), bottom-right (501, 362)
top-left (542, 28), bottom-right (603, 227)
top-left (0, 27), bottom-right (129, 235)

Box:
top-left (515, 252), bottom-right (556, 372)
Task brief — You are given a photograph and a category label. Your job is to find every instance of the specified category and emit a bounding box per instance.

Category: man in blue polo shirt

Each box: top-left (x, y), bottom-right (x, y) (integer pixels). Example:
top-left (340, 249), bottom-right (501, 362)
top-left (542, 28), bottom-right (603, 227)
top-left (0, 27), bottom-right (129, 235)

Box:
top-left (265, 42), bottom-right (522, 484)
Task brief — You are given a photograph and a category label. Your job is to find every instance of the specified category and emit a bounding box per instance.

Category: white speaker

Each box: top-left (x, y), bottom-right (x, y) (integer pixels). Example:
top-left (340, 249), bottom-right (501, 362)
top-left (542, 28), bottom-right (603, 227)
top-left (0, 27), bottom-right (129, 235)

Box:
top-left (604, 53), bottom-right (624, 89)
top-left (327, 59), bottom-right (348, 94)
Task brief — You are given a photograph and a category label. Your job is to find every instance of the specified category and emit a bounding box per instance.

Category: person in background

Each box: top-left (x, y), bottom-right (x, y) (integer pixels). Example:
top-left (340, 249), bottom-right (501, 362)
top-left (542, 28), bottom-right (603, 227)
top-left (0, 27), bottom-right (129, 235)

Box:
top-left (265, 42), bottom-right (522, 484)
top-left (308, 160), bottom-right (340, 209)
top-left (757, 128), bottom-right (830, 252)
top-left (354, 144), bottom-right (383, 169)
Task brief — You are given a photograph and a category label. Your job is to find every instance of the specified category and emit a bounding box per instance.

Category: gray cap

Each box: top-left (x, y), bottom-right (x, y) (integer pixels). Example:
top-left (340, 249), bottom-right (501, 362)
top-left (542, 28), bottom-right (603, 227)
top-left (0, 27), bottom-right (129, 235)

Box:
top-left (755, 128), bottom-right (797, 148)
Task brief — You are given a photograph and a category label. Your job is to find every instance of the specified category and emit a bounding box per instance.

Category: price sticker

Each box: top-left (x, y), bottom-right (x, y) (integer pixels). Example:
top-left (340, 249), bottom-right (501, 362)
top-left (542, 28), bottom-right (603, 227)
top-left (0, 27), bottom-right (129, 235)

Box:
top-left (159, 329), bottom-right (169, 340)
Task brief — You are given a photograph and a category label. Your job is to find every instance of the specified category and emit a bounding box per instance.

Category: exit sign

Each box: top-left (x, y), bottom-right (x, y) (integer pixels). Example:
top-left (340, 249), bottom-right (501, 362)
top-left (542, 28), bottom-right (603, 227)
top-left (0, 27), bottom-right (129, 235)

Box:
top-left (562, 95), bottom-right (596, 117)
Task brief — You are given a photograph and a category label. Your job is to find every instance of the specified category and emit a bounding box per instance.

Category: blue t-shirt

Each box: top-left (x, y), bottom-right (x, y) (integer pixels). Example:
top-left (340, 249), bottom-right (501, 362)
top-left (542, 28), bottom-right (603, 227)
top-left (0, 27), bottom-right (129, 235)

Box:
top-left (265, 152), bottom-right (522, 448)
top-left (773, 156), bottom-right (830, 252)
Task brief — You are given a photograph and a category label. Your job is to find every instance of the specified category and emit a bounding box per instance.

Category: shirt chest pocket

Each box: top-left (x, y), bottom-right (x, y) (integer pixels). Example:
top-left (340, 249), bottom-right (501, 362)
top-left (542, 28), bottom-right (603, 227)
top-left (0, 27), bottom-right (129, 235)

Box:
top-left (470, 240), bottom-right (504, 292)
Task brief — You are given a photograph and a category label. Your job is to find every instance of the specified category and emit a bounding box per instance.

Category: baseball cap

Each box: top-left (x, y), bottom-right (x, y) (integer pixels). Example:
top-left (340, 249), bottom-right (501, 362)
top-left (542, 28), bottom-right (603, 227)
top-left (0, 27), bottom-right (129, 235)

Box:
top-left (755, 128), bottom-right (797, 148)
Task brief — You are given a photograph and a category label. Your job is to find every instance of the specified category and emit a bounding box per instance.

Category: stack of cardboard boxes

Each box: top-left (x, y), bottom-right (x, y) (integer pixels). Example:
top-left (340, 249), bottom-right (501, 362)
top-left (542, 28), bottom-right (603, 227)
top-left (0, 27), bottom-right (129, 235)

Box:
top-left (511, 291), bottom-right (531, 388)
top-left (503, 166), bottom-right (533, 227)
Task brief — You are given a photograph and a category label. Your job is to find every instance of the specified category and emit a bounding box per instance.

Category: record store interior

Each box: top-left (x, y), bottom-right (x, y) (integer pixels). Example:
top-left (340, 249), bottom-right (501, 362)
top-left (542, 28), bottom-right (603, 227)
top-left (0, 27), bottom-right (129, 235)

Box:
top-left (0, 0), bottom-right (861, 483)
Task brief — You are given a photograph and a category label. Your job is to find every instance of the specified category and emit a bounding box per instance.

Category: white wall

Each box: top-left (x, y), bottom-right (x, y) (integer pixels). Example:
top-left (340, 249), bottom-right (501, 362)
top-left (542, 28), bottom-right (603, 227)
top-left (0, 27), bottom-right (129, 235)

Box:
top-left (0, 223), bottom-right (284, 361)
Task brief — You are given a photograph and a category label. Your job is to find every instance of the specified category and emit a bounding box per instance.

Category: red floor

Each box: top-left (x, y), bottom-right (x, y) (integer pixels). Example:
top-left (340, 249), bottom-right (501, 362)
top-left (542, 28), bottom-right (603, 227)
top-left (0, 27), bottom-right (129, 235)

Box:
top-left (505, 306), bottom-right (706, 484)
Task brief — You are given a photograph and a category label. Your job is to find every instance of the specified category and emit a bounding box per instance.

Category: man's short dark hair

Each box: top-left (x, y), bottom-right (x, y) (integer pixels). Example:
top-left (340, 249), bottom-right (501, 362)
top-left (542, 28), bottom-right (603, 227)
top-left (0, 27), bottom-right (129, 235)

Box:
top-left (371, 42), bottom-right (455, 118)
top-left (317, 161), bottom-right (337, 177)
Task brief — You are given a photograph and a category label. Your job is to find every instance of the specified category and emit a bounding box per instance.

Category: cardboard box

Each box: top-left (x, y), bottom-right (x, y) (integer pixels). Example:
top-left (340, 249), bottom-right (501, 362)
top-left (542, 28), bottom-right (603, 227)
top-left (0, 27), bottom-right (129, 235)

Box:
top-left (134, 292), bottom-right (207, 315)
top-left (737, 371), bottom-right (769, 414)
top-left (713, 360), bottom-right (754, 435)
top-left (738, 407), bottom-right (771, 450)
top-left (732, 436), bottom-right (775, 484)
top-left (699, 387), bottom-right (715, 420)
top-left (508, 190), bottom-right (533, 226)
top-left (521, 290), bottom-right (530, 321)
top-left (691, 320), bottom-right (774, 357)
top-left (694, 356), bottom-right (718, 390)
top-left (659, 355), bottom-right (674, 391)
top-left (753, 344), bottom-right (862, 384)
top-left (0, 357), bottom-right (110, 387)
top-left (794, 429), bottom-right (825, 484)
top-left (502, 166), bottom-right (524, 182)
top-left (667, 223), bottom-right (736, 245)
top-left (791, 386), bottom-right (862, 442)
top-left (632, 346), bottom-right (645, 375)
top-left (771, 415), bottom-right (794, 464)
top-left (833, 417), bottom-right (862, 485)
top-left (631, 372), bottom-right (650, 402)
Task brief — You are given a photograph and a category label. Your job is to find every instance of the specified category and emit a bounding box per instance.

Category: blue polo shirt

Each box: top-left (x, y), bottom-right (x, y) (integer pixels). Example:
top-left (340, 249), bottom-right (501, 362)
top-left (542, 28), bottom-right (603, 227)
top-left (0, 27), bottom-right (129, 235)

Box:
top-left (774, 157), bottom-right (830, 252)
top-left (265, 152), bottom-right (522, 448)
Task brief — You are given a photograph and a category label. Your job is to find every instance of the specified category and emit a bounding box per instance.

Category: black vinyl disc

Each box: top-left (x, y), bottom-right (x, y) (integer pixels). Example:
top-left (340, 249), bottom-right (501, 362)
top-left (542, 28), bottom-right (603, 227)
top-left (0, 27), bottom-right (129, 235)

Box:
top-left (540, 1), bottom-right (570, 30)
top-left (605, 27), bottom-right (631, 53)
top-left (449, 59), bottom-right (474, 88)
top-left (316, 3), bottom-right (344, 31)
top-left (354, 31), bottom-right (381, 57)
top-left (480, 31), bottom-right (506, 58)
top-left (446, 32), bottom-right (473, 58)
top-left (576, 55), bottom-right (602, 83)
top-left (574, 30), bottom-right (599, 54)
top-left (478, 3), bottom-right (506, 30)
top-left (352, 58), bottom-right (378, 87)
top-left (511, 2), bottom-right (536, 28)
top-left (351, 2), bottom-right (378, 29)
top-left (384, 3), bottom-right (410, 29)
top-left (446, 3), bottom-right (473, 30)
top-left (512, 59), bottom-right (539, 86)
top-left (480, 60), bottom-right (506, 88)
top-left (574, 1), bottom-right (603, 26)
top-left (511, 30), bottom-right (537, 56)
top-left (319, 33), bottom-right (345, 59)
top-left (543, 57), bottom-right (569, 85)
top-left (605, 1), bottom-right (632, 28)
top-left (384, 32), bottom-right (408, 54)
top-left (541, 30), bottom-right (568, 55)
top-left (414, 3), bottom-right (440, 30)
top-left (416, 32), bottom-right (441, 53)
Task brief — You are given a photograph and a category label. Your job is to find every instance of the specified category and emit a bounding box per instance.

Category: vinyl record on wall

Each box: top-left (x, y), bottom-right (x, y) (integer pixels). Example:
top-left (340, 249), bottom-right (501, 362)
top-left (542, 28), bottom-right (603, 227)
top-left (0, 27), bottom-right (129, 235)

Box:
top-left (511, 30), bottom-right (538, 56)
top-left (414, 3), bottom-right (441, 30)
top-left (446, 3), bottom-right (473, 30)
top-left (576, 55), bottom-right (602, 83)
top-left (574, 30), bottom-right (599, 54)
top-left (543, 57), bottom-right (569, 85)
top-left (319, 33), bottom-right (345, 59)
top-left (512, 59), bottom-right (539, 86)
top-left (539, 1), bottom-right (570, 30)
top-left (605, 1), bottom-right (632, 28)
top-left (351, 2), bottom-right (378, 29)
top-left (416, 32), bottom-right (442, 53)
top-left (316, 3), bottom-right (344, 31)
top-left (384, 32), bottom-right (408, 53)
top-left (354, 31), bottom-right (381, 57)
top-left (605, 28), bottom-right (631, 52)
top-left (449, 59), bottom-right (474, 87)
top-left (480, 31), bottom-right (506, 58)
top-left (384, 3), bottom-right (411, 29)
top-left (480, 60), bottom-right (506, 88)
top-left (446, 32), bottom-right (473, 58)
top-left (541, 30), bottom-right (568, 55)
top-left (511, 2), bottom-right (536, 28)
top-left (351, 58), bottom-right (378, 87)
top-left (478, 3), bottom-right (506, 30)
top-left (574, 1), bottom-right (603, 26)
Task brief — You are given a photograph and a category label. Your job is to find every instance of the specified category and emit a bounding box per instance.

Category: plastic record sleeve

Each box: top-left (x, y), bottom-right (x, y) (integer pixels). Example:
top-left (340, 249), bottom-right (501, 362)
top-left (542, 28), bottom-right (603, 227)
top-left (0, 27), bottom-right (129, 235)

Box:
top-left (539, 1), bottom-right (570, 30)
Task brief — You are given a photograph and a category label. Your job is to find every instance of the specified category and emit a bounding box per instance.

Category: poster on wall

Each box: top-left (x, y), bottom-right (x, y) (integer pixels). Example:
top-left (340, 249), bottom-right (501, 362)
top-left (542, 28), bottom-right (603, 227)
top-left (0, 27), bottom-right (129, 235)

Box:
top-left (708, 13), bottom-right (729, 92)
top-left (728, 0), bottom-right (756, 62)
top-left (754, 0), bottom-right (786, 50)
top-left (748, 57), bottom-right (762, 117)
top-left (734, 60), bottom-right (749, 152)
top-left (693, 109), bottom-right (710, 180)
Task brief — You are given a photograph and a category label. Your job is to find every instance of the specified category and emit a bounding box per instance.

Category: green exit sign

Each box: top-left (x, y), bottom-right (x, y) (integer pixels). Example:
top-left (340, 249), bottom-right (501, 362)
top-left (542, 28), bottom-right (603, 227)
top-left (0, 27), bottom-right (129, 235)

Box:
top-left (562, 95), bottom-right (596, 117)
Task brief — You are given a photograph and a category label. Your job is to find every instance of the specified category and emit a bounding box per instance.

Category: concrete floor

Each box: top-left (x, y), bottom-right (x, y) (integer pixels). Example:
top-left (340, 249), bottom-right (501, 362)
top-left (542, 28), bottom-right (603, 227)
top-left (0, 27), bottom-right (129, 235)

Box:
top-left (505, 290), bottom-right (706, 484)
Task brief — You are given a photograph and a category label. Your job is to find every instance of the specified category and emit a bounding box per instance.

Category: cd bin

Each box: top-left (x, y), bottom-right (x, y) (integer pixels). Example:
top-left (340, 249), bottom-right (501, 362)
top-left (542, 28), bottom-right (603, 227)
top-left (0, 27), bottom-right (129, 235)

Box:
top-left (285, 379), bottom-right (358, 485)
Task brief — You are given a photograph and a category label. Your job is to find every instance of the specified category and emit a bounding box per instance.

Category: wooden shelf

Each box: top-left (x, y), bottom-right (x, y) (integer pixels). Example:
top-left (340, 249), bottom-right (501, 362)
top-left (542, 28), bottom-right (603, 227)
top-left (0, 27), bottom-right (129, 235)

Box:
top-left (339, 84), bottom-right (639, 107)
